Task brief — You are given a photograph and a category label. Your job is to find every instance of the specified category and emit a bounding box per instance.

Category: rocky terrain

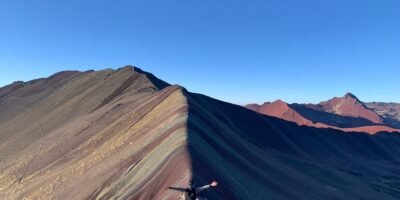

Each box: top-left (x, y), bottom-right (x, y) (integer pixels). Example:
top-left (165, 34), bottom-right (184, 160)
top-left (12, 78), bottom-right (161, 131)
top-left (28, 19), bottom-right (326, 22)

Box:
top-left (1, 66), bottom-right (400, 199)
top-left (366, 102), bottom-right (400, 128)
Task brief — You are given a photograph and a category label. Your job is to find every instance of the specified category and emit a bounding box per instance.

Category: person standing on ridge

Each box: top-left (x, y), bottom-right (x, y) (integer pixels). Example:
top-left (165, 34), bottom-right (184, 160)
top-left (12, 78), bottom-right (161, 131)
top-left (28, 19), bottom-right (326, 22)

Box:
top-left (168, 179), bottom-right (218, 200)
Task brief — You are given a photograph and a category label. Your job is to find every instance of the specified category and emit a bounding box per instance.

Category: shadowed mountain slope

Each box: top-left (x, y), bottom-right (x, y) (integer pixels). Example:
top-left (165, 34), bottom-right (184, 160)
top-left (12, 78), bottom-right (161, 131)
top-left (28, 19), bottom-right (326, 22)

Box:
top-left (290, 103), bottom-right (378, 128)
top-left (1, 67), bottom-right (400, 199)
top-left (188, 93), bottom-right (400, 199)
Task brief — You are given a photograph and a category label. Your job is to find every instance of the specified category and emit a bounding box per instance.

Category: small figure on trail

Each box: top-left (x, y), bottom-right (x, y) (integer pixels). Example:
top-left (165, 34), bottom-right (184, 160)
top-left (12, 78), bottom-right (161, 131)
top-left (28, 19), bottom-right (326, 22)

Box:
top-left (168, 179), bottom-right (218, 200)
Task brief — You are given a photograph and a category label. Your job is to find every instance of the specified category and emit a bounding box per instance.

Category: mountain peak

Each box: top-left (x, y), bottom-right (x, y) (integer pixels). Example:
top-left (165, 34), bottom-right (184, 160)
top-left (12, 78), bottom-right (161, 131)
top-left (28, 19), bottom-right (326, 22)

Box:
top-left (318, 92), bottom-right (383, 124)
top-left (273, 99), bottom-right (287, 104)
top-left (117, 65), bottom-right (170, 90)
top-left (117, 65), bottom-right (142, 72)
top-left (344, 92), bottom-right (358, 100)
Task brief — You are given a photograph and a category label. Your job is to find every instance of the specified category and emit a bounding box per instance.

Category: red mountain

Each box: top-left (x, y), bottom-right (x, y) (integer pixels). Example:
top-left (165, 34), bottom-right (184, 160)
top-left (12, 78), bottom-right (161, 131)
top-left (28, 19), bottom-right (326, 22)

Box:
top-left (319, 93), bottom-right (383, 124)
top-left (247, 100), bottom-right (318, 127)
top-left (246, 93), bottom-right (400, 134)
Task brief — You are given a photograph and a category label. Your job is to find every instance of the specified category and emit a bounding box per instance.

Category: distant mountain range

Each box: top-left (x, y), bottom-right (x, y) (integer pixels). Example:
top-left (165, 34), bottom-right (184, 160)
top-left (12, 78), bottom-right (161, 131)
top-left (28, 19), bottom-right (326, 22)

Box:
top-left (1, 66), bottom-right (400, 199)
top-left (246, 93), bottom-right (400, 134)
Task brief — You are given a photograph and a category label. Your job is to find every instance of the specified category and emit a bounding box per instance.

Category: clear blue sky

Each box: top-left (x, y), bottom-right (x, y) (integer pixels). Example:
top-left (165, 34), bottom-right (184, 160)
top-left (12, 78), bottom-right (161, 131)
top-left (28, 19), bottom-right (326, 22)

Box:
top-left (1, 0), bottom-right (399, 104)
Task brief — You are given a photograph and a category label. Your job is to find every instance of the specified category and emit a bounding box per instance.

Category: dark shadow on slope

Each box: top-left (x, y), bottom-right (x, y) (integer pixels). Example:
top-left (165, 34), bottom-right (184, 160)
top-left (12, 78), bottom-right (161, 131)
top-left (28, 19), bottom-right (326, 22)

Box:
top-left (383, 117), bottom-right (400, 129)
top-left (290, 103), bottom-right (378, 128)
top-left (185, 91), bottom-right (400, 200)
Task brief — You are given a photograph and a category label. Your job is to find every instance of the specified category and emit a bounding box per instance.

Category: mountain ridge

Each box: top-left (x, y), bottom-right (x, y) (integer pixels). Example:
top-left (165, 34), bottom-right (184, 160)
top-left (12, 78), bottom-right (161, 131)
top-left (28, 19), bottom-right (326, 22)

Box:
top-left (1, 67), bottom-right (400, 199)
top-left (246, 93), bottom-right (400, 134)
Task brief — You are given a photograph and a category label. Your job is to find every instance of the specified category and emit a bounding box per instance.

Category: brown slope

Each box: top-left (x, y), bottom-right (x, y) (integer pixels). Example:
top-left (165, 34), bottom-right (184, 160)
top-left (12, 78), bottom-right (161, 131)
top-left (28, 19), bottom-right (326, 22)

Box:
top-left (246, 100), bottom-right (316, 126)
top-left (0, 67), bottom-right (170, 163)
top-left (246, 100), bottom-right (400, 134)
top-left (319, 93), bottom-right (383, 124)
top-left (0, 66), bottom-right (192, 200)
top-left (0, 81), bottom-right (24, 99)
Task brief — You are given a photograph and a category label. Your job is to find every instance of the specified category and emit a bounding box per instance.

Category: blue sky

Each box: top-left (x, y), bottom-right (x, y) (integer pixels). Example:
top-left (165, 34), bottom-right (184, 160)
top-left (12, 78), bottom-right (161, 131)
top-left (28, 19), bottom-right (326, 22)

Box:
top-left (0, 0), bottom-right (399, 104)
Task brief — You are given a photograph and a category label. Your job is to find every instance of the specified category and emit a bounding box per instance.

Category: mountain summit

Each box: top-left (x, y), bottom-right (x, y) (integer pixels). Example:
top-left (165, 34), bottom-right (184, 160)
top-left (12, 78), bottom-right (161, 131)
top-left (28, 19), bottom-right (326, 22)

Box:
top-left (246, 100), bottom-right (315, 126)
top-left (344, 92), bottom-right (358, 99)
top-left (319, 93), bottom-right (383, 124)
